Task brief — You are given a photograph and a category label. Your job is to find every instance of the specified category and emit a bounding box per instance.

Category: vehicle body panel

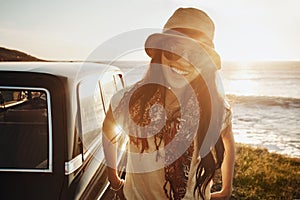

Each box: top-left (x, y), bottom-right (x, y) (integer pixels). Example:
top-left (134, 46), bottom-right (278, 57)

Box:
top-left (0, 62), bottom-right (126, 199)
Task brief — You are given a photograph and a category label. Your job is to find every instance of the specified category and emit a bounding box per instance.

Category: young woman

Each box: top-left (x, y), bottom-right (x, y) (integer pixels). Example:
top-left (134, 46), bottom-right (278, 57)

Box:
top-left (103, 8), bottom-right (235, 200)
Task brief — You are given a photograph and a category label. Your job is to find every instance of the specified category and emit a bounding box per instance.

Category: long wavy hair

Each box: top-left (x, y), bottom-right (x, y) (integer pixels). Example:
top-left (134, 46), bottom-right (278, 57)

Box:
top-left (128, 51), bottom-right (225, 199)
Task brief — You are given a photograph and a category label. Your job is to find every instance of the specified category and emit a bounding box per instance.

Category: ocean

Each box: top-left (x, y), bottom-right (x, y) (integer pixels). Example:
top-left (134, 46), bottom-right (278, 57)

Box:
top-left (109, 61), bottom-right (300, 158)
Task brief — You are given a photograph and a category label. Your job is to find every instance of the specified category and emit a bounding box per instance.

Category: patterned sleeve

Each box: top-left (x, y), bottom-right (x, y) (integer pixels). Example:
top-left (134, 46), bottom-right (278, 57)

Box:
top-left (221, 99), bottom-right (232, 135)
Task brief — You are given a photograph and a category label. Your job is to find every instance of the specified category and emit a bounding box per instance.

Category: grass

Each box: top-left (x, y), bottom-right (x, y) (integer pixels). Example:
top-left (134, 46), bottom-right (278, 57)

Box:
top-left (212, 143), bottom-right (300, 200)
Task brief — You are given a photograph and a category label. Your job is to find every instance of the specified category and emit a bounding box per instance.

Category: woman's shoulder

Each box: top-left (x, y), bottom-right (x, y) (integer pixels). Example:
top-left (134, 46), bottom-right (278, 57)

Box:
top-left (111, 84), bottom-right (136, 108)
top-left (220, 99), bottom-right (232, 132)
top-left (110, 82), bottom-right (145, 114)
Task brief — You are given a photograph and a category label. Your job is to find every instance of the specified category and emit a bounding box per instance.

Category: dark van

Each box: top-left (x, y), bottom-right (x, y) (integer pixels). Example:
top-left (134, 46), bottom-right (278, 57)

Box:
top-left (0, 62), bottom-right (127, 200)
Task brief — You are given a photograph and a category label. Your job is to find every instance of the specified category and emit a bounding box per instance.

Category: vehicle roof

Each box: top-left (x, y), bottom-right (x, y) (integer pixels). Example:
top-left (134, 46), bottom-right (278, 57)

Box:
top-left (0, 61), bottom-right (121, 80)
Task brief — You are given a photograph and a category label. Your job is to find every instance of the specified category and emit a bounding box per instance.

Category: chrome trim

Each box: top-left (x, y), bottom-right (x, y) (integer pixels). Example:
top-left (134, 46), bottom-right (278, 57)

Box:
top-left (0, 86), bottom-right (53, 173)
top-left (65, 154), bottom-right (83, 175)
top-left (64, 134), bottom-right (102, 175)
top-left (0, 168), bottom-right (52, 173)
top-left (46, 88), bottom-right (53, 172)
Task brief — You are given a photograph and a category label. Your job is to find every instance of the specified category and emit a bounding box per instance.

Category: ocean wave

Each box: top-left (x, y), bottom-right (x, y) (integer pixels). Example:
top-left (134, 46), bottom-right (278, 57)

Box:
top-left (226, 94), bottom-right (300, 108)
top-left (227, 77), bottom-right (300, 81)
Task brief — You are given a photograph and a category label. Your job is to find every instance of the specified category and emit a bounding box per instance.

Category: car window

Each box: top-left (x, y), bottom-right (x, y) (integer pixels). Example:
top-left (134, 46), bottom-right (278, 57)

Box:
top-left (77, 72), bottom-right (123, 156)
top-left (77, 77), bottom-right (106, 153)
top-left (0, 87), bottom-right (52, 172)
top-left (100, 76), bottom-right (118, 112)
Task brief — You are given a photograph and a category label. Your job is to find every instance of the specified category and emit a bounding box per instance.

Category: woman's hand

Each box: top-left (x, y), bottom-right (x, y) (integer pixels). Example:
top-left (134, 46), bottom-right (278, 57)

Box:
top-left (110, 178), bottom-right (126, 200)
top-left (211, 189), bottom-right (232, 200)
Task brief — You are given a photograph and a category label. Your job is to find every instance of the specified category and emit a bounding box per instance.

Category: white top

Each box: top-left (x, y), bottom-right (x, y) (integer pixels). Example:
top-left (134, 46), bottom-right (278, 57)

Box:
top-left (123, 135), bottom-right (211, 200)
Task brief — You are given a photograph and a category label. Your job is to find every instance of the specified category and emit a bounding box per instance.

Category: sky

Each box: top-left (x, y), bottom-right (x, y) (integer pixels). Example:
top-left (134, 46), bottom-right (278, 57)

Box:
top-left (0, 0), bottom-right (299, 61)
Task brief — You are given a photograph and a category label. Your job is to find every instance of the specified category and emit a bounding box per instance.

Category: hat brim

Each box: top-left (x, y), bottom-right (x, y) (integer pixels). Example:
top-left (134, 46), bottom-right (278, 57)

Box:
top-left (145, 33), bottom-right (221, 70)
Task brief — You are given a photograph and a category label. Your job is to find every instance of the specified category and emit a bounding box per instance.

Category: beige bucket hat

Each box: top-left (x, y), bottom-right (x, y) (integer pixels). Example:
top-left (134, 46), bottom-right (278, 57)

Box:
top-left (145, 7), bottom-right (221, 69)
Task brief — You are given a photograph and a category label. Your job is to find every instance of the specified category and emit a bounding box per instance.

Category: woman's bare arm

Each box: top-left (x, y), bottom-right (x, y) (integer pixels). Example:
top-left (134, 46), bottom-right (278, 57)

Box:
top-left (102, 107), bottom-right (125, 199)
top-left (211, 125), bottom-right (235, 199)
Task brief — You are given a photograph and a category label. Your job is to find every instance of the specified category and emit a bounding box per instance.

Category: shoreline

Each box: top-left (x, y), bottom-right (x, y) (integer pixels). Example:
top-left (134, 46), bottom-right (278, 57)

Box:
top-left (233, 136), bottom-right (300, 159)
top-left (234, 142), bottom-right (300, 160)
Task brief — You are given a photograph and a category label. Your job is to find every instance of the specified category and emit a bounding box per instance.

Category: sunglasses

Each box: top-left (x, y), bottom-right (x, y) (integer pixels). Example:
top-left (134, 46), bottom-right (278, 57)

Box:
top-left (160, 39), bottom-right (199, 62)
top-left (163, 51), bottom-right (182, 61)
top-left (162, 49), bottom-right (198, 63)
